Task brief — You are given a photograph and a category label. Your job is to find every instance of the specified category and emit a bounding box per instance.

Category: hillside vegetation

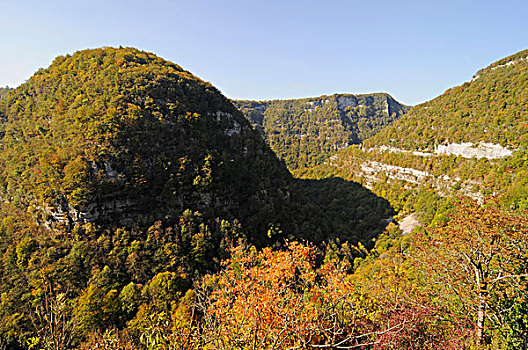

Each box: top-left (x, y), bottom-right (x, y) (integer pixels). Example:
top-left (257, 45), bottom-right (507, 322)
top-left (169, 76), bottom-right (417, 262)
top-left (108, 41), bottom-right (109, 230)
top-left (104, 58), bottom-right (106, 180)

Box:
top-left (1, 47), bottom-right (527, 349)
top-left (292, 49), bottom-right (528, 348)
top-left (367, 49), bottom-right (528, 150)
top-left (0, 47), bottom-right (297, 236)
top-left (0, 48), bottom-right (394, 350)
top-left (300, 49), bottom-right (528, 217)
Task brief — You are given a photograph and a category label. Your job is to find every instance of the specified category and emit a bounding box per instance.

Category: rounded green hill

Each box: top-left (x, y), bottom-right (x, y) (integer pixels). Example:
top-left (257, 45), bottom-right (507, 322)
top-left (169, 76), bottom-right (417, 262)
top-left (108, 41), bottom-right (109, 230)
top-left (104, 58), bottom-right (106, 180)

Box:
top-left (0, 47), bottom-right (290, 231)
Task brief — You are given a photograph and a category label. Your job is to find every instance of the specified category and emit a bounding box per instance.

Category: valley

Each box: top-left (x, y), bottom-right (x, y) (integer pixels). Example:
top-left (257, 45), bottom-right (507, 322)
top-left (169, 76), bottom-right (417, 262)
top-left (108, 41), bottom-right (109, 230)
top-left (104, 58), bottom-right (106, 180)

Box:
top-left (0, 47), bottom-right (527, 349)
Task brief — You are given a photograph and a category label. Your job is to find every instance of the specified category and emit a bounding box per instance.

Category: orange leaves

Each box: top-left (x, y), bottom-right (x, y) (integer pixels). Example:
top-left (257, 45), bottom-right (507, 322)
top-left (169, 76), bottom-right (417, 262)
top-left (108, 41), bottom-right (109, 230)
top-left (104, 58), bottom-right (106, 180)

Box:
top-left (195, 242), bottom-right (372, 349)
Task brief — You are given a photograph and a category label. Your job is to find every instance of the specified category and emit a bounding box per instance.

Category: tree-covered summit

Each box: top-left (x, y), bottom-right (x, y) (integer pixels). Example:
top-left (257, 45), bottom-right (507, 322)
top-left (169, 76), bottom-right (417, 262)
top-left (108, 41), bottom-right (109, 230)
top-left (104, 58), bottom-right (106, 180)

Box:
top-left (0, 47), bottom-right (292, 237)
top-left (366, 49), bottom-right (528, 151)
top-left (0, 47), bottom-right (391, 246)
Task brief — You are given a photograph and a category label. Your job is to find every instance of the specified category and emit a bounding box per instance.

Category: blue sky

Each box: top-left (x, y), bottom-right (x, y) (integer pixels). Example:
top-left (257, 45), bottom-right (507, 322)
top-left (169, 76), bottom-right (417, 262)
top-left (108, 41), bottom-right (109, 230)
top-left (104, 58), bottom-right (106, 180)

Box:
top-left (0, 0), bottom-right (526, 105)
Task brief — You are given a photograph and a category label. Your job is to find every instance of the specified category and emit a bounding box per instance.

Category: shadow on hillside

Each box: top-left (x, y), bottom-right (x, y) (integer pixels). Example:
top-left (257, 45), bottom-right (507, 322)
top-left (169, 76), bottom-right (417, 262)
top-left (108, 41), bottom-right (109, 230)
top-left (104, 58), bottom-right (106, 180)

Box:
top-left (287, 177), bottom-right (395, 249)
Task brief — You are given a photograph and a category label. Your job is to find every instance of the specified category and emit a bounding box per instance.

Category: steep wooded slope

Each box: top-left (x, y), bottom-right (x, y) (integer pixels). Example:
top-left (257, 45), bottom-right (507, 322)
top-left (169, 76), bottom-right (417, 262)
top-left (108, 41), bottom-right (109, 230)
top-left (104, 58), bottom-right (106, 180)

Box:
top-left (300, 49), bottom-right (528, 219)
top-left (0, 47), bottom-right (293, 239)
top-left (367, 49), bottom-right (528, 150)
top-left (0, 48), bottom-right (394, 348)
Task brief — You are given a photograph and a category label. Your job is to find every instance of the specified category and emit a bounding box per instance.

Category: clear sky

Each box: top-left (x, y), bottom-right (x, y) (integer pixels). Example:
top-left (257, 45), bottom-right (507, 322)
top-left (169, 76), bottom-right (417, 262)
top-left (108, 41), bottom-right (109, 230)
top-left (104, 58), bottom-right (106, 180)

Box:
top-left (0, 0), bottom-right (527, 105)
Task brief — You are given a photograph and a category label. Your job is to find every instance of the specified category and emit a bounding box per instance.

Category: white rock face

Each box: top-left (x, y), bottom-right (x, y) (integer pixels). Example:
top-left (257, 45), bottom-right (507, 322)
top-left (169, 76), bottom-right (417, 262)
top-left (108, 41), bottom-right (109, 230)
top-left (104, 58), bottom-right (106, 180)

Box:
top-left (210, 111), bottom-right (241, 136)
top-left (41, 199), bottom-right (138, 228)
top-left (358, 142), bottom-right (512, 201)
top-left (360, 161), bottom-right (430, 185)
top-left (372, 145), bottom-right (434, 157)
top-left (225, 119), bottom-right (241, 136)
top-left (304, 98), bottom-right (331, 112)
top-left (305, 100), bottom-right (320, 112)
top-left (472, 55), bottom-right (528, 81)
top-left (213, 111), bottom-right (232, 122)
top-left (358, 160), bottom-right (483, 202)
top-left (371, 142), bottom-right (513, 160)
top-left (490, 55), bottom-right (528, 71)
top-left (104, 161), bottom-right (121, 179)
top-left (435, 142), bottom-right (512, 159)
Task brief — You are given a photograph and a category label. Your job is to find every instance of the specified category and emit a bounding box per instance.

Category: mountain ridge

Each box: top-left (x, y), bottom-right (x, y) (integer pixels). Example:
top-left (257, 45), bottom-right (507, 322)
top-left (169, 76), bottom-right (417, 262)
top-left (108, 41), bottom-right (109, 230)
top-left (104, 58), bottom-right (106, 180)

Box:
top-left (299, 48), bottom-right (528, 219)
top-left (235, 92), bottom-right (409, 170)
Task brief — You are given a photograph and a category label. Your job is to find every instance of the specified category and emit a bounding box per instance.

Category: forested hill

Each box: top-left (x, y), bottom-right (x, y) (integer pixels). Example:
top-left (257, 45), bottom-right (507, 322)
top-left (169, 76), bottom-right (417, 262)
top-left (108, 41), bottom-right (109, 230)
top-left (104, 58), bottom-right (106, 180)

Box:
top-left (235, 93), bottom-right (409, 170)
top-left (300, 49), bottom-right (528, 219)
top-left (0, 47), bottom-right (391, 246)
top-left (366, 49), bottom-right (528, 150)
top-left (2, 47), bottom-right (526, 349)
top-left (0, 47), bottom-right (296, 239)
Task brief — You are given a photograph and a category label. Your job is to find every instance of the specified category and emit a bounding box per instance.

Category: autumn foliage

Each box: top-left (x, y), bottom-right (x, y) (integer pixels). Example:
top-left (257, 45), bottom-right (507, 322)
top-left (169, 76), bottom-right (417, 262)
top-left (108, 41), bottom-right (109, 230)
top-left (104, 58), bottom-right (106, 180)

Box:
top-left (195, 242), bottom-right (378, 349)
top-left (415, 199), bottom-right (528, 348)
top-left (185, 240), bottom-right (469, 349)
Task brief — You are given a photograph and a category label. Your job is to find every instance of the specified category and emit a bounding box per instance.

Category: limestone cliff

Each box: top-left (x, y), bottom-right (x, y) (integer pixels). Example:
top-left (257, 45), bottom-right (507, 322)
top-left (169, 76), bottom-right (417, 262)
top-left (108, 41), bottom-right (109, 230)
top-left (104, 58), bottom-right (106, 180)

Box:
top-left (235, 93), bottom-right (409, 170)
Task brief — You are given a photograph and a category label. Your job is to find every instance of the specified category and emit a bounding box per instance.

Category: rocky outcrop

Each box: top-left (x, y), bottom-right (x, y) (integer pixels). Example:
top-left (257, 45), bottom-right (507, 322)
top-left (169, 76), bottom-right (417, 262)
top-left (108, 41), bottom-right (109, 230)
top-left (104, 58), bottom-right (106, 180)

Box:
top-left (434, 142), bottom-right (512, 159)
top-left (398, 213), bottom-right (420, 234)
top-left (40, 199), bottom-right (138, 228)
top-left (368, 142), bottom-right (514, 160)
top-left (347, 159), bottom-right (483, 202)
